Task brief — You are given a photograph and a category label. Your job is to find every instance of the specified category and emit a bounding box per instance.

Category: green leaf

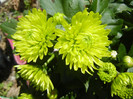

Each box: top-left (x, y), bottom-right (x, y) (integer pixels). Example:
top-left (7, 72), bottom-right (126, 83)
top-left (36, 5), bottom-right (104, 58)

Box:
top-left (108, 3), bottom-right (132, 13)
top-left (106, 3), bottom-right (133, 34)
top-left (117, 43), bottom-right (127, 62)
top-left (128, 44), bottom-right (133, 57)
top-left (90, 0), bottom-right (109, 14)
top-left (127, 67), bottom-right (133, 72)
top-left (39, 0), bottom-right (86, 18)
top-left (89, 0), bottom-right (123, 36)
top-left (62, 0), bottom-right (85, 18)
top-left (130, 1), bottom-right (133, 6)
top-left (117, 11), bottom-right (133, 31)
top-left (101, 8), bottom-right (123, 36)
top-left (39, 0), bottom-right (64, 16)
top-left (0, 19), bottom-right (18, 39)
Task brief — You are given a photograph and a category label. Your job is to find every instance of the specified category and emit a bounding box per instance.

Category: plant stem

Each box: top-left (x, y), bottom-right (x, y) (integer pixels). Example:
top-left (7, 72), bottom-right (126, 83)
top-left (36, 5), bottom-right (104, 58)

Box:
top-left (42, 54), bottom-right (55, 67)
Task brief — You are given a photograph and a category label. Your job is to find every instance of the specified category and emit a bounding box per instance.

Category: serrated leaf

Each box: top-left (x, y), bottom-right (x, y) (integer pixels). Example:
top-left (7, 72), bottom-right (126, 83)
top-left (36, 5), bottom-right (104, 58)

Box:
top-left (62, 0), bottom-right (85, 18)
top-left (39, 0), bottom-right (86, 18)
top-left (40, 0), bottom-right (64, 16)
top-left (101, 8), bottom-right (123, 36)
top-left (117, 11), bottom-right (133, 31)
top-left (127, 67), bottom-right (133, 72)
top-left (117, 43), bottom-right (127, 62)
top-left (90, 0), bottom-right (109, 14)
top-left (0, 19), bottom-right (18, 39)
top-left (89, 0), bottom-right (123, 36)
top-left (108, 3), bottom-right (132, 13)
top-left (128, 44), bottom-right (133, 57)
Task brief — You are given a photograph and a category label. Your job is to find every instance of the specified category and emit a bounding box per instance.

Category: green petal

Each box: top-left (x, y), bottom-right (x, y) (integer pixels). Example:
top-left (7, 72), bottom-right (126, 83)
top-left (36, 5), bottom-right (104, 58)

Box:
top-left (12, 8), bottom-right (56, 62)
top-left (55, 9), bottom-right (111, 74)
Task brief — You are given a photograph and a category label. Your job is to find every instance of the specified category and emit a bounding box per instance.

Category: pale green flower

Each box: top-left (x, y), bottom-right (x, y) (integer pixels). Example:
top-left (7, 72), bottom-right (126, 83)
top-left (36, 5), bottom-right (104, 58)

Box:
top-left (111, 73), bottom-right (133, 99)
top-left (16, 64), bottom-right (54, 94)
top-left (97, 62), bottom-right (117, 83)
top-left (54, 9), bottom-right (112, 74)
top-left (12, 8), bottom-right (56, 62)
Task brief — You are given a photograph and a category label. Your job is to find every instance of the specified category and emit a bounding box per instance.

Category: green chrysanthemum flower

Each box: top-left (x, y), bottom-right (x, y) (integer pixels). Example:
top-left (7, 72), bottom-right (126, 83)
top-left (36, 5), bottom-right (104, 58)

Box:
top-left (12, 8), bottom-right (56, 62)
top-left (18, 93), bottom-right (33, 99)
top-left (111, 73), bottom-right (133, 99)
top-left (97, 62), bottom-right (117, 83)
top-left (16, 64), bottom-right (54, 94)
top-left (54, 9), bottom-right (112, 74)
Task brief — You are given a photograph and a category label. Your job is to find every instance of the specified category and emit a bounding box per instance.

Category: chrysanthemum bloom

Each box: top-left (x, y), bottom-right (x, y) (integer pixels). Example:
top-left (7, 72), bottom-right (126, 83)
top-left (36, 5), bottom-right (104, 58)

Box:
top-left (12, 8), bottom-right (56, 62)
top-left (97, 63), bottom-right (117, 83)
top-left (16, 64), bottom-right (54, 94)
top-left (54, 9), bottom-right (112, 74)
top-left (111, 73), bottom-right (133, 99)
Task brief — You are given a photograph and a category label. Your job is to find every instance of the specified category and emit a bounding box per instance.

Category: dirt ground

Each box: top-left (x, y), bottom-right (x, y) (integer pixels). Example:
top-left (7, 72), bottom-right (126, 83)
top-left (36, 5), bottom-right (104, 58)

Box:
top-left (0, 0), bottom-right (38, 98)
top-left (0, 14), bottom-right (20, 99)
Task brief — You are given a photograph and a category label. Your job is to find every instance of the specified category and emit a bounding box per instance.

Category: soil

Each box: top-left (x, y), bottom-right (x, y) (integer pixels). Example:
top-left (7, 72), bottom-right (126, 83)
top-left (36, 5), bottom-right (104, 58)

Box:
top-left (0, 0), bottom-right (39, 98)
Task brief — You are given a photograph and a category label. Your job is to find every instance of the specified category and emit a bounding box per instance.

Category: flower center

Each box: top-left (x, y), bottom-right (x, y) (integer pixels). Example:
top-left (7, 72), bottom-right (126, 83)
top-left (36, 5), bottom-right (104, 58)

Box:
top-left (104, 70), bottom-right (110, 74)
top-left (74, 34), bottom-right (92, 50)
top-left (126, 84), bottom-right (132, 88)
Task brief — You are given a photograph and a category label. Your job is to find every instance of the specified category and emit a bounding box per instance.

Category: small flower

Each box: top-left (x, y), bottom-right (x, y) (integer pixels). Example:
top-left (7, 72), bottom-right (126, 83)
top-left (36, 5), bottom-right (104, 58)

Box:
top-left (111, 50), bottom-right (117, 59)
top-left (97, 62), bottom-right (117, 83)
top-left (111, 72), bottom-right (133, 99)
top-left (54, 9), bottom-right (112, 74)
top-left (12, 8), bottom-right (56, 62)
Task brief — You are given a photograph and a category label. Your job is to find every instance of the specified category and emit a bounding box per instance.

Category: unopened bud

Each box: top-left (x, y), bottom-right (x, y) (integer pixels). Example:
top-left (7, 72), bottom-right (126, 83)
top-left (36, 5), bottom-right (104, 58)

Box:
top-left (53, 13), bottom-right (65, 24)
top-left (123, 56), bottom-right (133, 68)
top-left (47, 89), bottom-right (58, 99)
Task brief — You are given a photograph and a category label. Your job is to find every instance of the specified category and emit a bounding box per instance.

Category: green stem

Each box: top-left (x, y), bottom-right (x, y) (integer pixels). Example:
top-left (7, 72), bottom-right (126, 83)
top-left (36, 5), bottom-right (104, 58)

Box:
top-left (42, 54), bottom-right (55, 68)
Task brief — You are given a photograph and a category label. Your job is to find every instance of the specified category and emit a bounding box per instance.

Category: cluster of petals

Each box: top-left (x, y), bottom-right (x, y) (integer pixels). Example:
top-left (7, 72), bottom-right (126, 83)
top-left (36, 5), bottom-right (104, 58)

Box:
top-left (12, 8), bottom-right (56, 62)
top-left (55, 9), bottom-right (112, 74)
top-left (97, 62), bottom-right (117, 83)
top-left (111, 73), bottom-right (133, 99)
top-left (13, 8), bottom-right (111, 74)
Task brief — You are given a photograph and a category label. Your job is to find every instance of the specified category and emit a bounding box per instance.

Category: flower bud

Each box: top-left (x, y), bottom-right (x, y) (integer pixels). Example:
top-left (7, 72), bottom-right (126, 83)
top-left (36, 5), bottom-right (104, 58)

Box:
top-left (123, 56), bottom-right (133, 68)
top-left (97, 62), bottom-right (117, 83)
top-left (47, 89), bottom-right (58, 99)
top-left (111, 72), bottom-right (133, 99)
top-left (53, 13), bottom-right (65, 24)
